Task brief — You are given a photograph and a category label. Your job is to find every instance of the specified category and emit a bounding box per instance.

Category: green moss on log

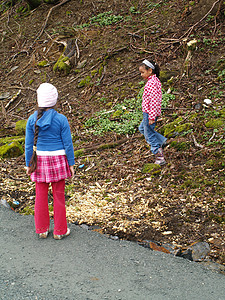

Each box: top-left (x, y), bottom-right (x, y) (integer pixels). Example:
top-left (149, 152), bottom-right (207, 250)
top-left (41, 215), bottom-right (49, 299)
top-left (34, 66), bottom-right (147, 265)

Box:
top-left (53, 54), bottom-right (71, 75)
top-left (37, 60), bottom-right (49, 67)
top-left (78, 76), bottom-right (91, 88)
top-left (15, 120), bottom-right (27, 135)
top-left (206, 158), bottom-right (225, 171)
top-left (0, 136), bottom-right (25, 146)
top-left (205, 119), bottom-right (224, 129)
top-left (21, 206), bottom-right (34, 215)
top-left (170, 141), bottom-right (189, 150)
top-left (74, 149), bottom-right (85, 158)
top-left (142, 163), bottom-right (161, 174)
top-left (162, 117), bottom-right (191, 137)
top-left (0, 141), bottom-right (24, 158)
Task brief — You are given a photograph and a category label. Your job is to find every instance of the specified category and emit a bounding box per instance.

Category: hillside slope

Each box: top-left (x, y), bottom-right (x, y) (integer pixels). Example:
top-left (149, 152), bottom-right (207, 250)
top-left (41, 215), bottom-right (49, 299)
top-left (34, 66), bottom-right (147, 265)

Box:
top-left (0, 0), bottom-right (224, 265)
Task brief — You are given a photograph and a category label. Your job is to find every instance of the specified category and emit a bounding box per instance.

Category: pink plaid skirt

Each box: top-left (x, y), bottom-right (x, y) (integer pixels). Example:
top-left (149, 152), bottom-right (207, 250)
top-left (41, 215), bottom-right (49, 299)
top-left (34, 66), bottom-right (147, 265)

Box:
top-left (30, 155), bottom-right (71, 183)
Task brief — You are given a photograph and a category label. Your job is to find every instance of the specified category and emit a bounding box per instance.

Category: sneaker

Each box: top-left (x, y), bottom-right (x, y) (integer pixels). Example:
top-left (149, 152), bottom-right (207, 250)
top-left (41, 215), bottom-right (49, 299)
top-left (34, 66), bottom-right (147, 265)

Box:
top-left (157, 147), bottom-right (164, 155)
top-left (53, 228), bottom-right (70, 240)
top-left (155, 148), bottom-right (166, 166)
top-left (38, 230), bottom-right (49, 239)
top-left (161, 141), bottom-right (168, 149)
top-left (155, 156), bottom-right (166, 166)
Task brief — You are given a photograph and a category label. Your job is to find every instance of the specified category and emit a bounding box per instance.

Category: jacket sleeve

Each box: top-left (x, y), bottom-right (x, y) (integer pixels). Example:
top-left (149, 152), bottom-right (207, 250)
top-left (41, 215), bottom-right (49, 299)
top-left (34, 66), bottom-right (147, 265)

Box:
top-left (25, 117), bottom-right (34, 166)
top-left (61, 117), bottom-right (75, 166)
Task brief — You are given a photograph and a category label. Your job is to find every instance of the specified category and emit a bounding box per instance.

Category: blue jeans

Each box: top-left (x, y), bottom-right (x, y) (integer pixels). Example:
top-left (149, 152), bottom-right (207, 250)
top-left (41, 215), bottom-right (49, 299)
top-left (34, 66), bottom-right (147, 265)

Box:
top-left (139, 112), bottom-right (167, 154)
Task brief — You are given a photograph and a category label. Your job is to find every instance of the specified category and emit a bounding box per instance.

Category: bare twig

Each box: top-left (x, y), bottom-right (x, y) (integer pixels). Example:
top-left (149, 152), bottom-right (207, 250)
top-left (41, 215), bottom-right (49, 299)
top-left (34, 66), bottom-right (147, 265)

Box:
top-left (191, 133), bottom-right (204, 149)
top-left (75, 39), bottom-right (80, 59)
top-left (7, 98), bottom-right (24, 114)
top-left (1, 102), bottom-right (9, 126)
top-left (62, 100), bottom-right (72, 113)
top-left (209, 131), bottom-right (216, 142)
top-left (213, 0), bottom-right (224, 35)
top-left (130, 43), bottom-right (155, 54)
top-left (98, 66), bottom-right (106, 84)
top-left (10, 50), bottom-right (29, 60)
top-left (144, 1), bottom-right (163, 16)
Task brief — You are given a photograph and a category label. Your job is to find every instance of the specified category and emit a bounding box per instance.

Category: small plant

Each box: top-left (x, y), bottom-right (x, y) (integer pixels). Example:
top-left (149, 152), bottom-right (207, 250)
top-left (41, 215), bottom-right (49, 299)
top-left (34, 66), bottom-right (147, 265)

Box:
top-left (84, 86), bottom-right (174, 136)
top-left (90, 11), bottom-right (123, 26)
top-left (180, 129), bottom-right (193, 137)
top-left (148, 2), bottom-right (163, 9)
top-left (206, 14), bottom-right (214, 22)
top-left (129, 6), bottom-right (140, 14)
top-left (203, 38), bottom-right (211, 45)
top-left (218, 69), bottom-right (225, 81)
top-left (84, 97), bottom-right (142, 136)
top-left (161, 89), bottom-right (175, 108)
top-left (74, 11), bottom-right (123, 29)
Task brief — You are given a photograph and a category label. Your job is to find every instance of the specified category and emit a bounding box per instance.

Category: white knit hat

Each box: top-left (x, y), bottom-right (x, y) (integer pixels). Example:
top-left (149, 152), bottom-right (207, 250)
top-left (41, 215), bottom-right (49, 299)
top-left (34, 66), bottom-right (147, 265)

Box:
top-left (37, 83), bottom-right (58, 108)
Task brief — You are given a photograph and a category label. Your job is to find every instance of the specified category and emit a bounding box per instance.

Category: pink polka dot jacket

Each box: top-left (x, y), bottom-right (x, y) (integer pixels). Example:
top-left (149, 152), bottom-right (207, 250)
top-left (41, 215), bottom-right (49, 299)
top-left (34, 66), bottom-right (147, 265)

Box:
top-left (142, 74), bottom-right (162, 121)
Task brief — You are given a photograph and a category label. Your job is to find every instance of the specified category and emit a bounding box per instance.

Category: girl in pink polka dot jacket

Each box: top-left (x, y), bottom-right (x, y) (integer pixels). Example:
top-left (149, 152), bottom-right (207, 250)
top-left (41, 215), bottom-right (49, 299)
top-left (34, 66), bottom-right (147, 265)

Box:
top-left (138, 59), bottom-right (167, 166)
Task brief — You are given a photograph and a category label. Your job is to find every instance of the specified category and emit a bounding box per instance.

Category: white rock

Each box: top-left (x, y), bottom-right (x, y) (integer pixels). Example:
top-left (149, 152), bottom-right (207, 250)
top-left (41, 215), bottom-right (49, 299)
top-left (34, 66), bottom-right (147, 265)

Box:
top-left (203, 99), bottom-right (212, 105)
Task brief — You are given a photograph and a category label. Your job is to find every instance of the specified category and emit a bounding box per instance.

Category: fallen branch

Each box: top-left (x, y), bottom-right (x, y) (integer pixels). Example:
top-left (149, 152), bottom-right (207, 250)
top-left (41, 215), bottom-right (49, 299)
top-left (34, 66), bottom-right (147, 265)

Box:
top-left (5, 90), bottom-right (21, 110)
top-left (32, 0), bottom-right (70, 44)
top-left (8, 175), bottom-right (27, 182)
top-left (98, 66), bottom-right (106, 84)
top-left (130, 43), bottom-right (155, 55)
top-left (144, 1), bottom-right (163, 16)
top-left (162, 107), bottom-right (192, 110)
top-left (75, 134), bottom-right (145, 155)
top-left (178, 0), bottom-right (221, 40)
top-left (7, 86), bottom-right (36, 91)
top-left (106, 70), bottom-right (139, 86)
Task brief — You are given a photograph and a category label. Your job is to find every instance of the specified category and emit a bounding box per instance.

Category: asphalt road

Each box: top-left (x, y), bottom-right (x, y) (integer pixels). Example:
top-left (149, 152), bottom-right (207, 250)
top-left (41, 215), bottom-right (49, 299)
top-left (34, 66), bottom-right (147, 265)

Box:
top-left (0, 205), bottom-right (225, 300)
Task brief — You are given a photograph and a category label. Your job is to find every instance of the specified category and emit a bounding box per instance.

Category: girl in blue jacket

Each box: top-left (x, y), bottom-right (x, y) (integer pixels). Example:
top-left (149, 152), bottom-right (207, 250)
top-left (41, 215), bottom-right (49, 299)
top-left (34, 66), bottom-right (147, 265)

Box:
top-left (25, 83), bottom-right (75, 240)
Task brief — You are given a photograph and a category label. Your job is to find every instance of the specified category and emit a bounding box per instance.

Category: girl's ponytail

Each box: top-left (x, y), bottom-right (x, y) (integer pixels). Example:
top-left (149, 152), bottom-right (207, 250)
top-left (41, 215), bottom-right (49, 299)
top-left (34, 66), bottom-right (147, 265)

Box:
top-left (28, 108), bottom-right (46, 173)
top-left (153, 62), bottom-right (160, 78)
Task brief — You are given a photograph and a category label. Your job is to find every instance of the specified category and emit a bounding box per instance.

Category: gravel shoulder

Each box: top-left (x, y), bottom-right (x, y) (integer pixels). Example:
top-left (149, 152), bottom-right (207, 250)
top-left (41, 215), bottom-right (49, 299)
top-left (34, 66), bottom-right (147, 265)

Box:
top-left (0, 205), bottom-right (225, 300)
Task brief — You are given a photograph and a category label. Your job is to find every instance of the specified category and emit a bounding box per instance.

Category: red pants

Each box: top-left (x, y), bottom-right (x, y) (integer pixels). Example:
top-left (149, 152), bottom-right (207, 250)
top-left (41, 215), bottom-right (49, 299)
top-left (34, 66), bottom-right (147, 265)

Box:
top-left (34, 180), bottom-right (67, 235)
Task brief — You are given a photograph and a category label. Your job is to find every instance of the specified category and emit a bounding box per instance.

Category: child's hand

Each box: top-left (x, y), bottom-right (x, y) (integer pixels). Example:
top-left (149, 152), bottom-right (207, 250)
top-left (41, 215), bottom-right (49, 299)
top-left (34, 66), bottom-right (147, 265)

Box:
top-left (149, 119), bottom-right (155, 125)
top-left (25, 167), bottom-right (31, 176)
top-left (69, 165), bottom-right (74, 177)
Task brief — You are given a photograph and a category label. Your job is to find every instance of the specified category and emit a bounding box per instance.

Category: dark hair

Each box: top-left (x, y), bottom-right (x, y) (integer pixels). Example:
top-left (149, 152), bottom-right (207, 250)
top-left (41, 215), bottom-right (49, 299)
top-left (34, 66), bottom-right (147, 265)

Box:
top-left (140, 60), bottom-right (160, 78)
top-left (28, 107), bottom-right (47, 173)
